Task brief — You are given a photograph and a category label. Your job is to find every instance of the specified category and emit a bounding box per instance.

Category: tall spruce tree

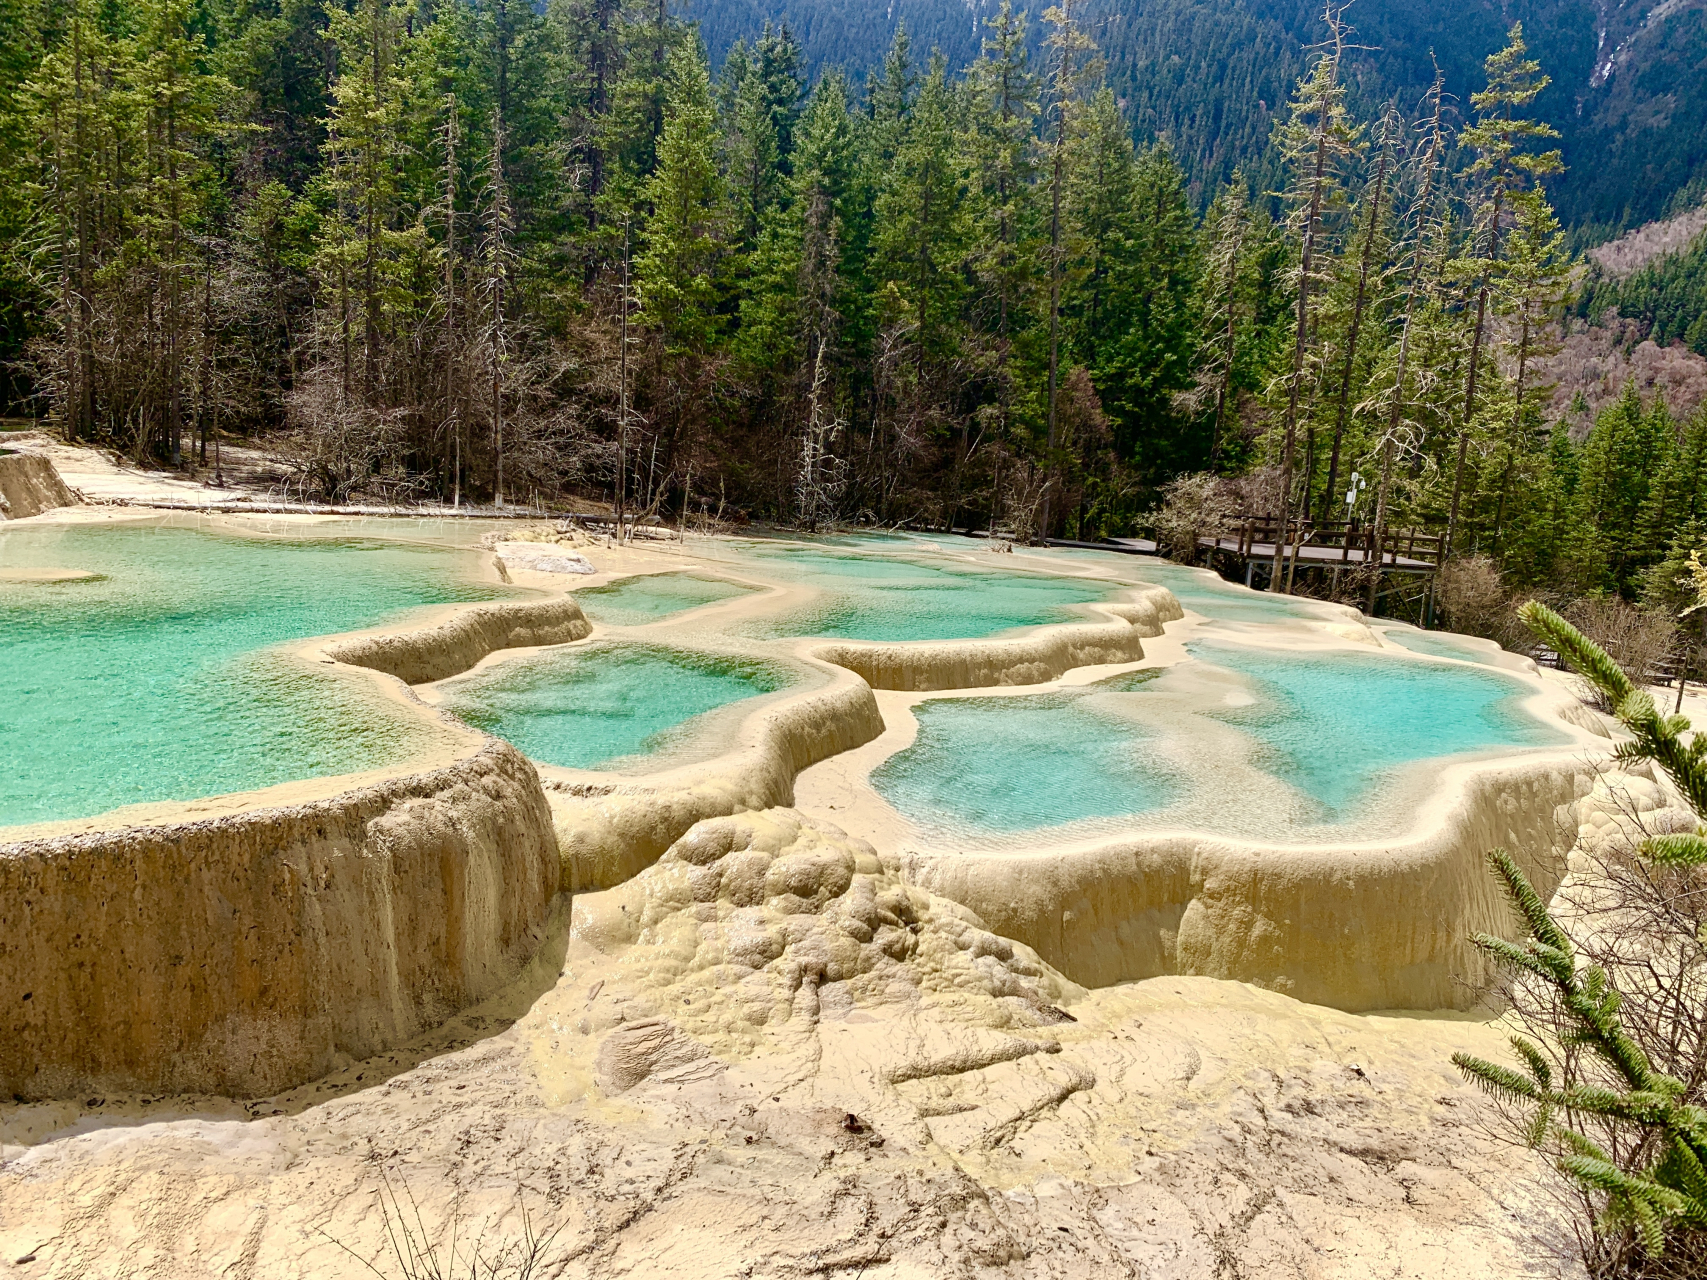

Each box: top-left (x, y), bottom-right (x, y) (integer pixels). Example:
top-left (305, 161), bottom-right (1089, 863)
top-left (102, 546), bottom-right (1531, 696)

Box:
top-left (1445, 23), bottom-right (1563, 557)
top-left (1267, 7), bottom-right (1356, 589)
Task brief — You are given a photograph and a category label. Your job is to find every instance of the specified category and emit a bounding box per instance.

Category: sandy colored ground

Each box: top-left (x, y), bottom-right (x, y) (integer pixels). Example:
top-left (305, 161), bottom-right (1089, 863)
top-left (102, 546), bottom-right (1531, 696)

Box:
top-left (2, 431), bottom-right (299, 508)
top-left (0, 837), bottom-right (1580, 1279)
top-left (0, 430), bottom-right (612, 520)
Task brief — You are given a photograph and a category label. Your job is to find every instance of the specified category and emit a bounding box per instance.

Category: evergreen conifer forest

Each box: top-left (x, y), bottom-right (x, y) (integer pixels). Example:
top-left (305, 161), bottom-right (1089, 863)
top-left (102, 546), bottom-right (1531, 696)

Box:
top-left (1, 0), bottom-right (1704, 604)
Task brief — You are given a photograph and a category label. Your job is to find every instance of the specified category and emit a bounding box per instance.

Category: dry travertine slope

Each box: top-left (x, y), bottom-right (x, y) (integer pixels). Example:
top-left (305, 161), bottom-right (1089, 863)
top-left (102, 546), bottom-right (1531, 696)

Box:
top-left (0, 741), bottom-right (561, 1101)
top-left (0, 807), bottom-right (1584, 1278)
top-left (0, 453), bottom-right (76, 520)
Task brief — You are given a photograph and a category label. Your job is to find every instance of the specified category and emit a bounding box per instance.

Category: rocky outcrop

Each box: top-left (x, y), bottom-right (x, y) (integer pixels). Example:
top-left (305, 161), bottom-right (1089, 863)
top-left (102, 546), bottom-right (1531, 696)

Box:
top-left (0, 452), bottom-right (77, 519)
top-left (0, 740), bottom-right (559, 1099)
top-left (573, 808), bottom-right (1083, 1068)
top-left (324, 597), bottom-right (591, 684)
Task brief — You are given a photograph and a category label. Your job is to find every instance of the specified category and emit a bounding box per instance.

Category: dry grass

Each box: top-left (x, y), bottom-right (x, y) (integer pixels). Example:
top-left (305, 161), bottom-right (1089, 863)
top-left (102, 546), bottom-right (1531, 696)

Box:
top-left (323, 1167), bottom-right (570, 1280)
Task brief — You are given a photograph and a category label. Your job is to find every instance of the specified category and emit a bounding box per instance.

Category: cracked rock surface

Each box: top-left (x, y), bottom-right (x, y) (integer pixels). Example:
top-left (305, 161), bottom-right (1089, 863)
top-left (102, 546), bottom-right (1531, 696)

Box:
top-left (0, 811), bottom-right (1577, 1278)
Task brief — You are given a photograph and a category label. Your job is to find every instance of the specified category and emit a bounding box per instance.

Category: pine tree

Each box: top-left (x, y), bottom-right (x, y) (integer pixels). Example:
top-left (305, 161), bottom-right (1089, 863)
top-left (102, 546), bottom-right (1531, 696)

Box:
top-left (1266, 6), bottom-right (1357, 589)
top-left (1454, 601), bottom-right (1707, 1265)
top-left (965, 0), bottom-right (1039, 362)
top-left (724, 52), bottom-right (781, 250)
top-left (1571, 383), bottom-right (1660, 589)
top-left (316, 0), bottom-right (407, 407)
top-left (1195, 174), bottom-right (1259, 470)
top-left (1077, 135), bottom-right (1200, 476)
top-left (733, 71), bottom-right (855, 520)
top-left (1445, 22), bottom-right (1563, 558)
top-left (1488, 186), bottom-right (1570, 553)
top-left (481, 106), bottom-right (515, 507)
top-left (634, 43), bottom-right (726, 354)
top-left (1355, 62), bottom-right (1451, 595)
top-left (751, 22), bottom-right (804, 167)
top-left (1038, 0), bottom-right (1097, 537)
top-left (544, 0), bottom-right (621, 222)
top-left (599, 0), bottom-right (684, 217)
top-left (0, 0), bottom-right (40, 413)
top-left (1317, 107), bottom-right (1397, 526)
top-left (871, 54), bottom-right (969, 385)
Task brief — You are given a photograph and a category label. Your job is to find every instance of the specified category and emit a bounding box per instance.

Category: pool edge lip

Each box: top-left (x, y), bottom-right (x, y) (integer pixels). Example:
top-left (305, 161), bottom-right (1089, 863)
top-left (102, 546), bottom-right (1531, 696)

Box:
top-left (807, 583), bottom-right (1185, 691)
top-left (428, 634), bottom-right (822, 777)
top-left (534, 655), bottom-right (887, 894)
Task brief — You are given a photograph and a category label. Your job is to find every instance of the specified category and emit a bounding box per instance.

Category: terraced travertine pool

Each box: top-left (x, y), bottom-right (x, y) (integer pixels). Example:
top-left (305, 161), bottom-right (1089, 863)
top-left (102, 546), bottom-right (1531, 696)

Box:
top-left (435, 643), bottom-right (791, 771)
top-left (0, 519), bottom-right (506, 829)
top-left (1038, 553), bottom-right (1339, 625)
top-left (1379, 625), bottom-right (1508, 665)
top-left (2, 518), bottom-right (1577, 843)
top-left (573, 571), bottom-right (756, 626)
top-left (719, 542), bottom-right (1117, 641)
top-left (871, 640), bottom-right (1569, 843)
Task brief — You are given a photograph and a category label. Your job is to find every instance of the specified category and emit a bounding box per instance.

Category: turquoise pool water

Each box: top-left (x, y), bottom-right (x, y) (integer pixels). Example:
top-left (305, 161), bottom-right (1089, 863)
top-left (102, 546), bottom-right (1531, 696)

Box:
top-left (1106, 557), bottom-right (1333, 624)
top-left (728, 544), bottom-right (1114, 642)
top-left (438, 643), bottom-right (790, 771)
top-left (0, 520), bottom-right (508, 829)
top-left (575, 571), bottom-right (755, 626)
top-left (872, 645), bottom-right (1567, 840)
top-left (872, 672), bottom-right (1174, 835)
top-left (1192, 641), bottom-right (1567, 818)
top-left (1380, 626), bottom-right (1504, 665)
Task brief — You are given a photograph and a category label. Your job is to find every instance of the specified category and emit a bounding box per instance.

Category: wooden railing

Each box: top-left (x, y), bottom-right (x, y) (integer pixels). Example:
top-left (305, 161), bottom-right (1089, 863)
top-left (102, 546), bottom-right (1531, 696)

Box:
top-left (1227, 515), bottom-right (1444, 569)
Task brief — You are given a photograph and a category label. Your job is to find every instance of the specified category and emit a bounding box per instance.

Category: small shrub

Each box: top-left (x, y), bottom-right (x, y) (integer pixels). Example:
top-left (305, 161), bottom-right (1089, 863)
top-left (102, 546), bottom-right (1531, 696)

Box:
top-left (1435, 555), bottom-right (1511, 639)
top-left (1151, 472), bottom-right (1238, 565)
top-left (1566, 597), bottom-right (1679, 704)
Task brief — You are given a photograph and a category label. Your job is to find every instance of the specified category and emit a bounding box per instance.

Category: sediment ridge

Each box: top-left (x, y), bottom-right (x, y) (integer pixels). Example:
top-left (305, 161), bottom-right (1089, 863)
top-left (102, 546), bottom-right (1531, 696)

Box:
top-left (324, 595), bottom-right (592, 684)
top-left (812, 583), bottom-right (1183, 690)
top-left (903, 755), bottom-right (1592, 1011)
top-left (0, 453), bottom-right (77, 520)
top-left (548, 668), bottom-right (887, 891)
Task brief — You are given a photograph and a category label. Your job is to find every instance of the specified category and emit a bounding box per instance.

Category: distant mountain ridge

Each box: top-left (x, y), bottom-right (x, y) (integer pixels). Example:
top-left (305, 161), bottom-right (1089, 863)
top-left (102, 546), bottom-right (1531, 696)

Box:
top-left (690, 0), bottom-right (1707, 232)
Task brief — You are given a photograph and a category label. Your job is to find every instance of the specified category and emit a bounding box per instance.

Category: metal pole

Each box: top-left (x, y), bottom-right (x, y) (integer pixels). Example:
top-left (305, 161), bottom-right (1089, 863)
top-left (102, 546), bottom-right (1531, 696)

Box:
top-left (617, 216), bottom-right (629, 540)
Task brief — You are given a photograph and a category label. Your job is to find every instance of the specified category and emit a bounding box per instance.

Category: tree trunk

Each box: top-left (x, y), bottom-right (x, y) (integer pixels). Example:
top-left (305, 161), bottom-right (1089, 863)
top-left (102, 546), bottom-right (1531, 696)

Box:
top-left (1271, 125), bottom-right (1330, 592)
top-left (1446, 282), bottom-right (1488, 557)
top-left (1322, 132), bottom-right (1390, 524)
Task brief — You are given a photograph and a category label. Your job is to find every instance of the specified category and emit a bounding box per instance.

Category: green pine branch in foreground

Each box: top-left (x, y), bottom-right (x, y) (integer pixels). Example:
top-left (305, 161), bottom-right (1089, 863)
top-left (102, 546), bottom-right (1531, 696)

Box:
top-left (1452, 601), bottom-right (1707, 1258)
top-left (1453, 848), bottom-right (1707, 1256)
top-left (1521, 600), bottom-right (1707, 862)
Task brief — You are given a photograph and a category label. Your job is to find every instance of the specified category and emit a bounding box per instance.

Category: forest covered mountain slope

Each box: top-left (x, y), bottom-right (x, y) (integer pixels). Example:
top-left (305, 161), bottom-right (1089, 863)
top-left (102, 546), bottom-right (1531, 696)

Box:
top-left (693, 0), bottom-right (1707, 233)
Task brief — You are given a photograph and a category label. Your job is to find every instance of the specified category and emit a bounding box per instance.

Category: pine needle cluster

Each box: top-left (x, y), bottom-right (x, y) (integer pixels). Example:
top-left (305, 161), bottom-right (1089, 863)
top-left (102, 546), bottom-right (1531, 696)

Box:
top-left (1452, 600), bottom-right (1707, 1268)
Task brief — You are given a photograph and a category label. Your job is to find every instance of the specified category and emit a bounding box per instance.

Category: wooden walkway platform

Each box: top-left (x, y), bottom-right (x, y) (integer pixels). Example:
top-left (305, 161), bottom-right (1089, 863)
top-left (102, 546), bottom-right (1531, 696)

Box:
top-left (1049, 514), bottom-right (1442, 618)
top-left (1070, 534), bottom-right (1438, 572)
top-left (1178, 536), bottom-right (1436, 571)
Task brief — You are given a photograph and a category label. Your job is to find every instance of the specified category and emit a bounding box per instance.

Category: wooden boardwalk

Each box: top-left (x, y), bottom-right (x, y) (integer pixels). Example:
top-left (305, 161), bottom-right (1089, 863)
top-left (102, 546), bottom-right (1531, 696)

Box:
top-left (1049, 514), bottom-right (1441, 617)
top-left (1106, 535), bottom-right (1439, 571)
